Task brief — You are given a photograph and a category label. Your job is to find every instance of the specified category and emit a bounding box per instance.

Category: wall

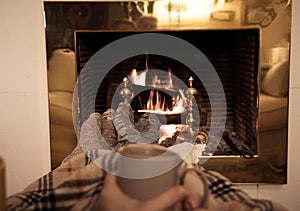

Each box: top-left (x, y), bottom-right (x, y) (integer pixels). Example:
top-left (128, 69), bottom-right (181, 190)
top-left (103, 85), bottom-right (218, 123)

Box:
top-left (0, 0), bottom-right (51, 195)
top-left (0, 0), bottom-right (299, 210)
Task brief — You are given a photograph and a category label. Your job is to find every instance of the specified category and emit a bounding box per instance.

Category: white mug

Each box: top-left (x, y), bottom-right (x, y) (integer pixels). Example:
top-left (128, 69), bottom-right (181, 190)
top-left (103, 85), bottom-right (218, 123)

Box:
top-left (116, 144), bottom-right (183, 201)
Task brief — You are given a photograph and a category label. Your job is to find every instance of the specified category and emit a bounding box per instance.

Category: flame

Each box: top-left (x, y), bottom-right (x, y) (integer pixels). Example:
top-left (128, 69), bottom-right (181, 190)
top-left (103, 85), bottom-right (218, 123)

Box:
top-left (158, 124), bottom-right (190, 144)
top-left (147, 90), bottom-right (165, 111)
top-left (159, 124), bottom-right (178, 144)
top-left (128, 65), bottom-right (186, 115)
top-left (128, 68), bottom-right (174, 90)
top-left (148, 68), bottom-right (174, 89)
top-left (138, 90), bottom-right (185, 115)
top-left (128, 68), bottom-right (147, 86)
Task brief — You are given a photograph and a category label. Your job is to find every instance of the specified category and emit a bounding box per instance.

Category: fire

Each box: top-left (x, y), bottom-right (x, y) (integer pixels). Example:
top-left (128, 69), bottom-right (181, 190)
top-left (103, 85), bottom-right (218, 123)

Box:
top-left (128, 68), bottom-right (174, 89)
top-left (158, 124), bottom-right (190, 144)
top-left (149, 68), bottom-right (174, 89)
top-left (128, 69), bottom-right (147, 86)
top-left (159, 124), bottom-right (178, 144)
top-left (138, 90), bottom-right (185, 114)
top-left (128, 67), bottom-right (186, 115)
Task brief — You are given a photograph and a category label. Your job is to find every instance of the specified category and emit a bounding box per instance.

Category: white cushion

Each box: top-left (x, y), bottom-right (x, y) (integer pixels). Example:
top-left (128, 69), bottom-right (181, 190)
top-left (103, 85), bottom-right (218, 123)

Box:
top-left (259, 93), bottom-right (288, 131)
top-left (48, 49), bottom-right (76, 92)
top-left (49, 91), bottom-right (74, 127)
top-left (261, 60), bottom-right (289, 97)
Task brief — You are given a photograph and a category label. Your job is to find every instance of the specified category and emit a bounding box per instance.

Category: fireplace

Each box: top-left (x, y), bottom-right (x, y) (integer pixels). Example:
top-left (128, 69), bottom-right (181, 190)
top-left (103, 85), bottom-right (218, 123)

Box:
top-left (75, 28), bottom-right (259, 157)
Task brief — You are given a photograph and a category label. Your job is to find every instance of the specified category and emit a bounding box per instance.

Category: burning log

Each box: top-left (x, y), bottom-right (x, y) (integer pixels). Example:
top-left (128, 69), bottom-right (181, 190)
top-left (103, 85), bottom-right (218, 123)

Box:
top-left (158, 124), bottom-right (208, 147)
top-left (130, 84), bottom-right (186, 114)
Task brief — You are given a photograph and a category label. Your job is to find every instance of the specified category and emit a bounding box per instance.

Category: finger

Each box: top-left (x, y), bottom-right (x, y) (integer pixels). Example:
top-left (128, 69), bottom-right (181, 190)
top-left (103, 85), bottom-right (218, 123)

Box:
top-left (103, 172), bottom-right (117, 188)
top-left (143, 186), bottom-right (189, 211)
top-left (101, 172), bottom-right (124, 196)
top-left (183, 192), bottom-right (203, 210)
top-left (103, 172), bottom-right (135, 200)
top-left (93, 174), bottom-right (118, 210)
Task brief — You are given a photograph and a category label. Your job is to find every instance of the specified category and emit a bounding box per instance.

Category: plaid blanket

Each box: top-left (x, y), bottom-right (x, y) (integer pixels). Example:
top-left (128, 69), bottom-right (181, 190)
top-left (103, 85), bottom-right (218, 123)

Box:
top-left (6, 145), bottom-right (288, 211)
top-left (6, 113), bottom-right (288, 210)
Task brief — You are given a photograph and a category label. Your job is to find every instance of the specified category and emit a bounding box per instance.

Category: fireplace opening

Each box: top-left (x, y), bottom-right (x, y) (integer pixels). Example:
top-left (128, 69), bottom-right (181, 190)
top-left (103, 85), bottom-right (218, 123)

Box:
top-left (102, 54), bottom-right (206, 126)
top-left (75, 28), bottom-right (259, 156)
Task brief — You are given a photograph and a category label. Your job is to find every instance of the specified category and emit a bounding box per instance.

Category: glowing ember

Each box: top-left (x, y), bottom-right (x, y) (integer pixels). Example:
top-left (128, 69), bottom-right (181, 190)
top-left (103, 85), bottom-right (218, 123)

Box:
top-left (159, 125), bottom-right (176, 143)
top-left (158, 124), bottom-right (189, 144)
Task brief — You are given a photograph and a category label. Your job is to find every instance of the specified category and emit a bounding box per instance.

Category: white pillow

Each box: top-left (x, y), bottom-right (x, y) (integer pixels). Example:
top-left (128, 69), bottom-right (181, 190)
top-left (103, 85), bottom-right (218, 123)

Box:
top-left (261, 60), bottom-right (289, 97)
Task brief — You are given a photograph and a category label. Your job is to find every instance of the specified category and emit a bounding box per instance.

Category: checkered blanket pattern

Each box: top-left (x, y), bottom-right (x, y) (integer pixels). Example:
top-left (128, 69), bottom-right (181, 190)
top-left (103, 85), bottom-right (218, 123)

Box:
top-left (6, 144), bottom-right (287, 211)
top-left (6, 113), bottom-right (288, 210)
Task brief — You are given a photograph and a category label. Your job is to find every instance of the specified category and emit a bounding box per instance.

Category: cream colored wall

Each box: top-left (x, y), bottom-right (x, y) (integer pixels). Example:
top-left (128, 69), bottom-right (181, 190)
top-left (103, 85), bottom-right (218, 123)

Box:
top-left (0, 0), bottom-right (51, 196)
top-left (0, 0), bottom-right (299, 210)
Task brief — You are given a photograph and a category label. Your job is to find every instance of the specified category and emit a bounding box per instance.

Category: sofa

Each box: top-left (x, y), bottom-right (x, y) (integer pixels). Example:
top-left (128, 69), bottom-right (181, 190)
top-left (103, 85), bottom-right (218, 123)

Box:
top-left (47, 49), bottom-right (78, 169)
top-left (258, 58), bottom-right (289, 170)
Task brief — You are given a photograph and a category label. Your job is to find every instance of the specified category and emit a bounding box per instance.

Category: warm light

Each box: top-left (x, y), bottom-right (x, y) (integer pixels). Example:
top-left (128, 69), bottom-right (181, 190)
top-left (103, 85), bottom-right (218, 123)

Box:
top-left (127, 55), bottom-right (189, 114)
top-left (138, 90), bottom-right (185, 115)
top-left (159, 124), bottom-right (177, 144)
top-left (128, 65), bottom-right (187, 115)
top-left (169, 0), bottom-right (215, 6)
top-left (158, 124), bottom-right (189, 144)
top-left (128, 69), bottom-right (147, 86)
top-left (149, 68), bottom-right (173, 89)
top-left (217, 0), bottom-right (226, 5)
top-left (153, 0), bottom-right (214, 27)
top-left (128, 68), bottom-right (174, 90)
top-left (174, 0), bottom-right (213, 19)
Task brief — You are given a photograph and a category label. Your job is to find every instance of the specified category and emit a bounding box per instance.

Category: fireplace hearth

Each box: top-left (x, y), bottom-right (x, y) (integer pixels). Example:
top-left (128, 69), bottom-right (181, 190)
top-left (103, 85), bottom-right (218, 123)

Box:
top-left (75, 28), bottom-right (259, 157)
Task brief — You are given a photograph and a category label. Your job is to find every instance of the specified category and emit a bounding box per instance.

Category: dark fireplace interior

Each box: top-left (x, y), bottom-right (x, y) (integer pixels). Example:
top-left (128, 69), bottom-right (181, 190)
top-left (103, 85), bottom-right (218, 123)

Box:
top-left (75, 28), bottom-right (259, 156)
